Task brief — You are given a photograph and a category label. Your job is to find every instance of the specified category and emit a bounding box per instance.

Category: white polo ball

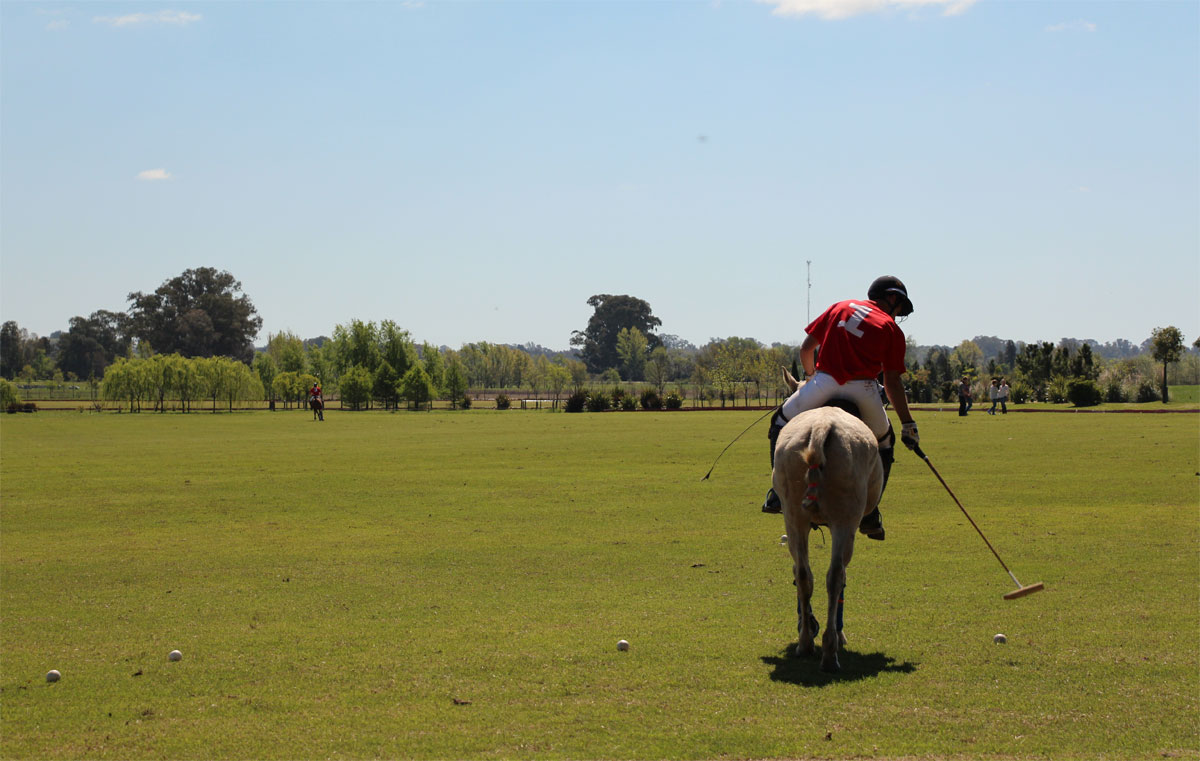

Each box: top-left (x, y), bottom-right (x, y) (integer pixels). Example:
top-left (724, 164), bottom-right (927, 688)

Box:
top-left (993, 633), bottom-right (1007, 644)
top-left (46, 669), bottom-right (61, 683)
top-left (168, 650), bottom-right (183, 661)
top-left (616, 639), bottom-right (630, 652)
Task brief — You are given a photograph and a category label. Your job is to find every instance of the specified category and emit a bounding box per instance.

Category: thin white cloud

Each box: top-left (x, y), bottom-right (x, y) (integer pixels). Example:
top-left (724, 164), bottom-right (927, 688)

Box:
top-left (37, 8), bottom-right (70, 30)
top-left (399, 0), bottom-right (425, 8)
top-left (137, 169), bottom-right (171, 181)
top-left (758, 0), bottom-right (975, 20)
top-left (94, 10), bottom-right (201, 27)
top-left (1046, 20), bottom-right (1097, 33)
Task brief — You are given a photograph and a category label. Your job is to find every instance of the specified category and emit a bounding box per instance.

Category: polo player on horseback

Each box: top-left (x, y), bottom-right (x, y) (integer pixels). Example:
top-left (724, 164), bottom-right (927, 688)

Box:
top-left (761, 276), bottom-right (920, 541)
top-left (309, 381), bottom-right (324, 421)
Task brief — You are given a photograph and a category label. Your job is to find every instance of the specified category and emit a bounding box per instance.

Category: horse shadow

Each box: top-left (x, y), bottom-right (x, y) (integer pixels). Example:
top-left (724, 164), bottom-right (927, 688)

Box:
top-left (761, 646), bottom-right (917, 687)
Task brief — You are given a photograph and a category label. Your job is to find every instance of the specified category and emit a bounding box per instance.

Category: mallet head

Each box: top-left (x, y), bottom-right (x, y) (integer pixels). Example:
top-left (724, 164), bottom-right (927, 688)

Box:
top-left (1003, 582), bottom-right (1045, 600)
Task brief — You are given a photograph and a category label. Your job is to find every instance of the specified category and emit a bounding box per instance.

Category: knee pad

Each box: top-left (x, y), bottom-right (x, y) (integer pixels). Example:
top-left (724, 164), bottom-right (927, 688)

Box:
top-left (878, 424), bottom-right (896, 451)
top-left (768, 412), bottom-right (787, 465)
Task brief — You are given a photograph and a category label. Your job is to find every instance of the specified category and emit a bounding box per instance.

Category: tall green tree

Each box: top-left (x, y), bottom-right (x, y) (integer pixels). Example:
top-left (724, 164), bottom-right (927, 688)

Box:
top-left (1069, 343), bottom-right (1096, 380)
top-left (563, 357), bottom-right (588, 393)
top-left (143, 354), bottom-right (175, 412)
top-left (331, 320), bottom-right (381, 375)
top-left (951, 340), bottom-right (983, 379)
top-left (442, 356), bottom-right (469, 409)
top-left (529, 355), bottom-right (550, 399)
top-left (373, 361), bottom-right (400, 410)
top-left (126, 268), bottom-right (262, 362)
top-left (339, 365), bottom-right (373, 410)
top-left (398, 365), bottom-right (436, 410)
top-left (272, 371), bottom-right (300, 409)
top-left (457, 342), bottom-right (529, 388)
top-left (174, 355), bottom-right (201, 412)
top-left (1, 322), bottom-right (52, 380)
top-left (380, 321), bottom-right (418, 377)
top-left (570, 294), bottom-right (661, 373)
top-left (646, 346), bottom-right (671, 395)
top-left (253, 353), bottom-right (278, 403)
top-left (267, 332), bottom-right (307, 373)
top-left (1016, 341), bottom-right (1054, 390)
top-left (100, 357), bottom-right (141, 412)
top-left (0, 321), bottom-right (21, 379)
top-left (1002, 340), bottom-right (1018, 371)
top-left (55, 311), bottom-right (130, 380)
top-left (0, 378), bottom-right (20, 409)
top-left (198, 356), bottom-right (254, 412)
top-left (421, 342), bottom-right (444, 391)
top-left (615, 327), bottom-right (649, 381)
top-left (307, 344), bottom-right (330, 384)
top-left (545, 363), bottom-right (571, 407)
top-left (1150, 326), bottom-right (1185, 403)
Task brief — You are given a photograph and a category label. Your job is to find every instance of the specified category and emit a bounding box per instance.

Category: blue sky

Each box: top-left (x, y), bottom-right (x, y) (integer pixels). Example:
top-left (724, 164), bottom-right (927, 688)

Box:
top-left (2, 0), bottom-right (1197, 351)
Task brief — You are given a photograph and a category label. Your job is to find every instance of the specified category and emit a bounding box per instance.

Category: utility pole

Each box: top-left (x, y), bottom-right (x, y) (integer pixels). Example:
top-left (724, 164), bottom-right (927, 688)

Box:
top-left (806, 260), bottom-right (812, 324)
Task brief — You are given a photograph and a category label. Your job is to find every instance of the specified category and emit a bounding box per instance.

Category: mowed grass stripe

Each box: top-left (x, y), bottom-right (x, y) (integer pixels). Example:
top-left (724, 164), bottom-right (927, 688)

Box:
top-left (1, 410), bottom-right (1196, 759)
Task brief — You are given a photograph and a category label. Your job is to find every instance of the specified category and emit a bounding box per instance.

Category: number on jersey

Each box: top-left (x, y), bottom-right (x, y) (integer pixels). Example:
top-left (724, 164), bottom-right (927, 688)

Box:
top-left (837, 302), bottom-right (872, 338)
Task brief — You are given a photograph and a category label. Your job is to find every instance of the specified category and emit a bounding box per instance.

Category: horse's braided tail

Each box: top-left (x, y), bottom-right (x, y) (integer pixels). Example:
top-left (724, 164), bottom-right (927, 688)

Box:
top-left (799, 439), bottom-right (827, 513)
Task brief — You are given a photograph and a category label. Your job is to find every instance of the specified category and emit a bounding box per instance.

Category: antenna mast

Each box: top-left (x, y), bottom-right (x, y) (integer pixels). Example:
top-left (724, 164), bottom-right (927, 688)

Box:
top-left (806, 260), bottom-right (812, 324)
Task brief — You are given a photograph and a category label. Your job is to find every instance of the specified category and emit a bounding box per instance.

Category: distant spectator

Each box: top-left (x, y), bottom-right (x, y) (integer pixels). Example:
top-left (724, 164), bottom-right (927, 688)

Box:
top-left (997, 378), bottom-right (1010, 415)
top-left (958, 376), bottom-right (972, 417)
top-left (987, 378), bottom-right (1000, 415)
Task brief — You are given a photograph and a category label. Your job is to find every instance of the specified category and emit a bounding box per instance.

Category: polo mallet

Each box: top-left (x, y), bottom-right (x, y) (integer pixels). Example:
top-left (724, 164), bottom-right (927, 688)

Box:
top-left (910, 444), bottom-right (1044, 600)
top-left (700, 407), bottom-right (777, 481)
top-left (701, 367), bottom-right (804, 482)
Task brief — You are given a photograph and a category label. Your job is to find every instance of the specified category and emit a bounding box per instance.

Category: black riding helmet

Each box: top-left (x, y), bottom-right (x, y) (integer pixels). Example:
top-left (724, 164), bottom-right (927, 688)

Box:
top-left (867, 275), bottom-right (914, 317)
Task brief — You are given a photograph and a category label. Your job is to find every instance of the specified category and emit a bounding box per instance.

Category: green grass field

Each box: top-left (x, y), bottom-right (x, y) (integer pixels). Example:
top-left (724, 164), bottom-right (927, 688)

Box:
top-left (2, 408), bottom-right (1197, 760)
top-left (1167, 384), bottom-right (1200, 404)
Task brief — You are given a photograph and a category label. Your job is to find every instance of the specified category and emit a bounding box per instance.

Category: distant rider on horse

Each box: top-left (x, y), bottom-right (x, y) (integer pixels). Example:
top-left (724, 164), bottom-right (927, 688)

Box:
top-left (309, 382), bottom-right (324, 421)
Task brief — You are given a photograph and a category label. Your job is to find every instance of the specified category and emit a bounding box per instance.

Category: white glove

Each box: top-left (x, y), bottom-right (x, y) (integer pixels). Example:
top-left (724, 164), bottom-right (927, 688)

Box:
top-left (901, 421), bottom-right (920, 450)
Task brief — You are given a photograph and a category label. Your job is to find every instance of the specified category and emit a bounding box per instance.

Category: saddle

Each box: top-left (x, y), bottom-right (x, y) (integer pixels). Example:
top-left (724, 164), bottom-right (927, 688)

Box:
top-left (821, 398), bottom-right (862, 419)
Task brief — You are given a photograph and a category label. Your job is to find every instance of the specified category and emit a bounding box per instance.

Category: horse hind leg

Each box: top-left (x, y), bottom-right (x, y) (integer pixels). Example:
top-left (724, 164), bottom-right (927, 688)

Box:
top-left (821, 526), bottom-right (854, 673)
top-left (794, 559), bottom-right (817, 657)
top-left (788, 526), bottom-right (820, 658)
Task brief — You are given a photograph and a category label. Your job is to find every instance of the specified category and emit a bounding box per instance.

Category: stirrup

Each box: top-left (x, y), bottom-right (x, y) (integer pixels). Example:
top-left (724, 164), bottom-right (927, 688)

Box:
top-left (859, 507), bottom-right (885, 541)
top-left (761, 488), bottom-right (781, 514)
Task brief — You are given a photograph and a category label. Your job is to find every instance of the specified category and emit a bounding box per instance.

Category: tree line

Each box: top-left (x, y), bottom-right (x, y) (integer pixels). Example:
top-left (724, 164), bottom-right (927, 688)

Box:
top-left (1, 268), bottom-right (1196, 409)
top-left (907, 327), bottom-right (1194, 404)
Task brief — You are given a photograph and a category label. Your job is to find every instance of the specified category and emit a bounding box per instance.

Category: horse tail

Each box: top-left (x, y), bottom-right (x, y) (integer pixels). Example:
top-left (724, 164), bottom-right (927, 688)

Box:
top-left (799, 419), bottom-right (837, 514)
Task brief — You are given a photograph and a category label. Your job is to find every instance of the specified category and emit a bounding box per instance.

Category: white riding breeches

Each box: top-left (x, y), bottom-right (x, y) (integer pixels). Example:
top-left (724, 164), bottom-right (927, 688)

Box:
top-left (779, 372), bottom-right (892, 442)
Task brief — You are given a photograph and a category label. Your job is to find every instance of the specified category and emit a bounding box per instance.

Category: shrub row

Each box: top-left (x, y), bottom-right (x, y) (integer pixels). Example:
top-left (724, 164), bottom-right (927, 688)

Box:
top-left (563, 389), bottom-right (684, 413)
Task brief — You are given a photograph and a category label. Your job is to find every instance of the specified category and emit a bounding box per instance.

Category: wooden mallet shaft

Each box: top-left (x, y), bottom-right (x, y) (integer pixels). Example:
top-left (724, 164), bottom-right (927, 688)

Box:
top-left (911, 445), bottom-right (1045, 601)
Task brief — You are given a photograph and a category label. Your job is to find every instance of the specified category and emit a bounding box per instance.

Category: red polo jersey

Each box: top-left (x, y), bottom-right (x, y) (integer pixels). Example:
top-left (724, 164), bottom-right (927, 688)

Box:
top-left (807, 299), bottom-right (907, 384)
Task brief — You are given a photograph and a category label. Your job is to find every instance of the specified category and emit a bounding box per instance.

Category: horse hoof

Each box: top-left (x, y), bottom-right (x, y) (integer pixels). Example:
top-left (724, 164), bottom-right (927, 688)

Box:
top-left (820, 658), bottom-right (841, 674)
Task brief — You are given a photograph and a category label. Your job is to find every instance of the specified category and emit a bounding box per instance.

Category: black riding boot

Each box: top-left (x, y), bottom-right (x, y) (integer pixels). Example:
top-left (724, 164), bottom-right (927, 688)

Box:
top-left (859, 445), bottom-right (893, 540)
top-left (761, 413), bottom-right (785, 514)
